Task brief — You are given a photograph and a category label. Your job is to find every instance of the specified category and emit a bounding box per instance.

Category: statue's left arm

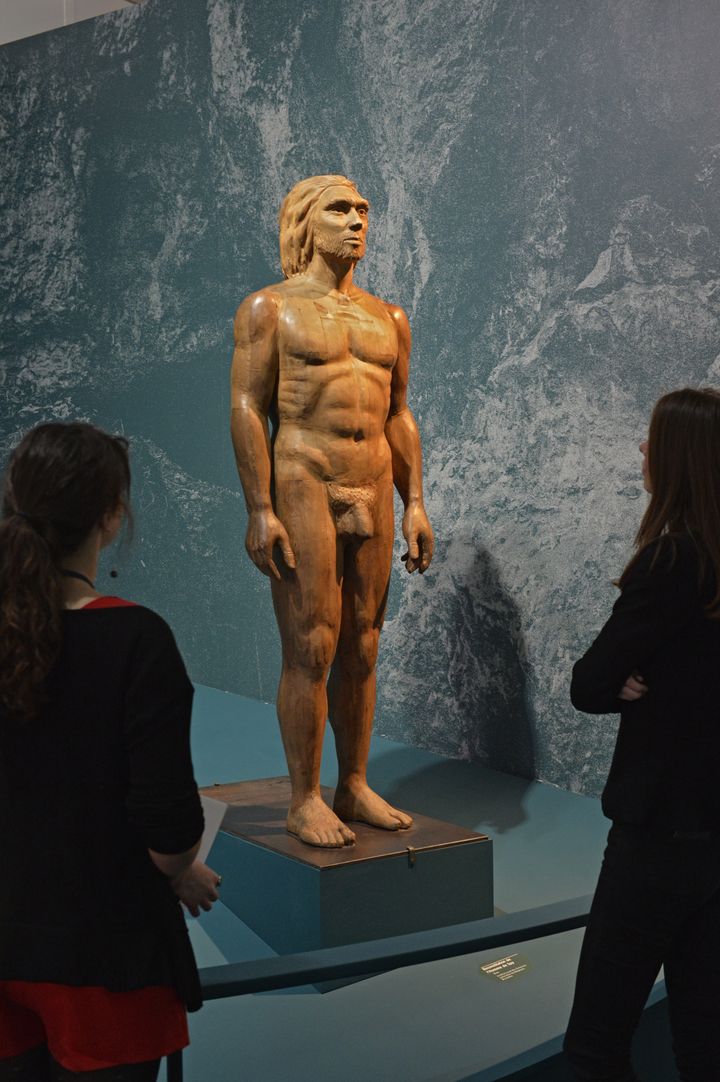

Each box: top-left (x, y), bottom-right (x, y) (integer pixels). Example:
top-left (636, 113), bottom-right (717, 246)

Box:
top-left (384, 304), bottom-right (434, 574)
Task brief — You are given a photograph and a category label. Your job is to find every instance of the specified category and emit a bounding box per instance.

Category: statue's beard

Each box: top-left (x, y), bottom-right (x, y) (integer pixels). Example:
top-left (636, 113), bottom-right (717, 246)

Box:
top-left (313, 229), bottom-right (364, 263)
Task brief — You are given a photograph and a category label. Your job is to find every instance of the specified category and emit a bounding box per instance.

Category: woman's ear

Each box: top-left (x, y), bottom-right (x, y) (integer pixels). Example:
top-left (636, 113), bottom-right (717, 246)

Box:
top-left (99, 504), bottom-right (124, 548)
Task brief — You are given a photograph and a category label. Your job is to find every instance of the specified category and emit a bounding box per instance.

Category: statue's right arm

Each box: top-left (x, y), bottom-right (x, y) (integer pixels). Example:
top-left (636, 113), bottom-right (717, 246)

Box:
top-left (230, 291), bottom-right (296, 580)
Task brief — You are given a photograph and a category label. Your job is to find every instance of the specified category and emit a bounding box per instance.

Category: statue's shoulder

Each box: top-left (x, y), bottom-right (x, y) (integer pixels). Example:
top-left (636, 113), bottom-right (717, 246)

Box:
top-left (378, 297), bottom-right (411, 338)
top-left (238, 275), bottom-right (323, 311)
top-left (234, 283), bottom-right (286, 330)
top-left (381, 299), bottom-right (409, 320)
top-left (352, 286), bottom-right (407, 320)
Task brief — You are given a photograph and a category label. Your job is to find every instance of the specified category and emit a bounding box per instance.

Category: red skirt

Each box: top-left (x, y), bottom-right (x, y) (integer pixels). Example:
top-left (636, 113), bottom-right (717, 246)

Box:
top-left (0, 980), bottom-right (188, 1071)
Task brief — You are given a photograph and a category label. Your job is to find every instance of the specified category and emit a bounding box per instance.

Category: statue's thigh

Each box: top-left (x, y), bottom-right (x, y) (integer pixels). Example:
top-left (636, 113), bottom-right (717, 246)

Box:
top-left (341, 486), bottom-right (394, 633)
top-left (271, 480), bottom-right (343, 654)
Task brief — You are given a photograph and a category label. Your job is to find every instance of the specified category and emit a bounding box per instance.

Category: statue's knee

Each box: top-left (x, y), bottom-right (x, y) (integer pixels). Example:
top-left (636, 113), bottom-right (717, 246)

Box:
top-left (346, 627), bottom-right (379, 677)
top-left (291, 624), bottom-right (337, 677)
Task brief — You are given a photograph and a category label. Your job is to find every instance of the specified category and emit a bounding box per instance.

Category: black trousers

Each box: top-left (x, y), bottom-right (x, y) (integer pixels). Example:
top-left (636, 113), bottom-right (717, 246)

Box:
top-left (564, 821), bottom-right (720, 1081)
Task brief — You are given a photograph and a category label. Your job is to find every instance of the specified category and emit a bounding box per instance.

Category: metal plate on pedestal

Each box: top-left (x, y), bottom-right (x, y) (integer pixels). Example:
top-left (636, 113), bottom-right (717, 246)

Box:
top-left (200, 776), bottom-right (489, 868)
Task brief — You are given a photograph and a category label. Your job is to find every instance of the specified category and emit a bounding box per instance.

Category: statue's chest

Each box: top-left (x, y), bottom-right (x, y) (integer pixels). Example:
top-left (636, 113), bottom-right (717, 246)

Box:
top-left (279, 299), bottom-right (396, 370)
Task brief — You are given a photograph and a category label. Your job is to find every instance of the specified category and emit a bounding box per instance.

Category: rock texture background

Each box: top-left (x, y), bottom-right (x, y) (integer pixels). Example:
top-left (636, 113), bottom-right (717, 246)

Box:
top-left (3, 0), bottom-right (720, 793)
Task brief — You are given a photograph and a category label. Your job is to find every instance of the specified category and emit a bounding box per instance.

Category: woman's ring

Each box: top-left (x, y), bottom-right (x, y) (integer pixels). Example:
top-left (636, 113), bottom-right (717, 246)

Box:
top-left (216, 875), bottom-right (223, 888)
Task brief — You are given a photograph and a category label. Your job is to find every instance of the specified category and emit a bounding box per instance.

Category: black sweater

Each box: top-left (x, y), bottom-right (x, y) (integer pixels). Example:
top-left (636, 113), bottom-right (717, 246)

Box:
top-left (571, 535), bottom-right (720, 831)
top-left (0, 603), bottom-right (204, 1007)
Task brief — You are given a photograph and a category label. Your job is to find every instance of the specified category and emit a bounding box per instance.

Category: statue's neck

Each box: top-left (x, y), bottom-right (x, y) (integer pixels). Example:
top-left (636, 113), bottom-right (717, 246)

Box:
top-left (305, 252), bottom-right (356, 295)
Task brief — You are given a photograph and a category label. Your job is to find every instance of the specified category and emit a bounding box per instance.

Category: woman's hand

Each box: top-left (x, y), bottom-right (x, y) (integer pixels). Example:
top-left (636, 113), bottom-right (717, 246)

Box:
top-left (171, 860), bottom-right (221, 917)
top-left (618, 672), bottom-right (648, 701)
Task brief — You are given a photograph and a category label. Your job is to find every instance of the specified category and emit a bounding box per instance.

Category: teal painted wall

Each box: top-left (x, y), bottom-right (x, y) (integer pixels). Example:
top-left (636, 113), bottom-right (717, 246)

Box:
top-left (3, 0), bottom-right (720, 793)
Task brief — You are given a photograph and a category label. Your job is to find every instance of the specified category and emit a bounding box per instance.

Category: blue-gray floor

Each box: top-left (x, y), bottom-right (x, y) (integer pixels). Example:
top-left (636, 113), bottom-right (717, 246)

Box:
top-left (182, 686), bottom-right (669, 1081)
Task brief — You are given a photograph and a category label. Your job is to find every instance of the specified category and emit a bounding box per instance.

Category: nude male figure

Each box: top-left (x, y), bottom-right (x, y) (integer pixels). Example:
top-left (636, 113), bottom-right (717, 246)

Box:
top-left (231, 174), bottom-right (434, 848)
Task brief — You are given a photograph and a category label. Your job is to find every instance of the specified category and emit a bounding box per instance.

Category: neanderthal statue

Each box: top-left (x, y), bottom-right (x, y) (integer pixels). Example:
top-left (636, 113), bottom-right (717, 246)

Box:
top-left (231, 175), bottom-right (434, 848)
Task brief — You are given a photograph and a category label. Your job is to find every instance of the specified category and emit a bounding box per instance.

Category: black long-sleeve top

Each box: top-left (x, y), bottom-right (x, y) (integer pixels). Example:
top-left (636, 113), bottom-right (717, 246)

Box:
top-left (571, 535), bottom-right (720, 831)
top-left (0, 602), bottom-right (204, 1007)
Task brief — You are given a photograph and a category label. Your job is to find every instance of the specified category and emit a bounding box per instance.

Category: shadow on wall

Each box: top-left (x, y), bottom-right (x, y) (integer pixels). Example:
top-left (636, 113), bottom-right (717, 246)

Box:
top-left (378, 536), bottom-right (536, 820)
top-left (419, 536), bottom-right (536, 777)
top-left (463, 541), bottom-right (536, 781)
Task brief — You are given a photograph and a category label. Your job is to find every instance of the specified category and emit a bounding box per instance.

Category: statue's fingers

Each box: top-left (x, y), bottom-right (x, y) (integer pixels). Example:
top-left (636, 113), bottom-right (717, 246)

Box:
top-left (267, 556), bottom-right (281, 580)
top-left (249, 546), bottom-right (269, 576)
top-left (406, 539), bottom-right (420, 573)
top-left (279, 538), bottom-right (297, 569)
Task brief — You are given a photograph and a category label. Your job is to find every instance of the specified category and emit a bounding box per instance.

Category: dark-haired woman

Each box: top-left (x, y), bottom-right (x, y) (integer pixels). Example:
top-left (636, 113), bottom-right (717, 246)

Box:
top-left (564, 387), bottom-right (720, 1082)
top-left (0, 423), bottom-right (219, 1082)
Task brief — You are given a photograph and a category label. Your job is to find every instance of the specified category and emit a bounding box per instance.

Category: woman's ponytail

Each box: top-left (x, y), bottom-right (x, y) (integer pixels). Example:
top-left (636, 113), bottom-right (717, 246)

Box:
top-left (0, 423), bottom-right (130, 719)
top-left (0, 513), bottom-right (63, 718)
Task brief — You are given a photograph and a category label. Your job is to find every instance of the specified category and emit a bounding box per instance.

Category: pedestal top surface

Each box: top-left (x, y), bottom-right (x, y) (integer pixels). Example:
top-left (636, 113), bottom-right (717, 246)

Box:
top-left (200, 776), bottom-right (489, 869)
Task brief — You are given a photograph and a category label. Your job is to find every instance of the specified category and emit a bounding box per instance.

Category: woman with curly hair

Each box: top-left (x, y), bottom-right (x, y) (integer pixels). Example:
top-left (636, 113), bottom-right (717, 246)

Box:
top-left (0, 422), bottom-right (219, 1081)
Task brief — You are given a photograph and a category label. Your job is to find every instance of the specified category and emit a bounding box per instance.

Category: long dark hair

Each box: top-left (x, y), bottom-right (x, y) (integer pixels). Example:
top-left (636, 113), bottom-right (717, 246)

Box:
top-left (620, 387), bottom-right (720, 616)
top-left (0, 422), bottom-right (131, 718)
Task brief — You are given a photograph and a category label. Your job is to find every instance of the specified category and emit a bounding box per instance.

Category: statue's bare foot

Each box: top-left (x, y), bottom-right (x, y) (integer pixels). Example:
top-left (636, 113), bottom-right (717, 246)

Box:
top-left (334, 781), bottom-right (413, 831)
top-left (287, 794), bottom-right (356, 848)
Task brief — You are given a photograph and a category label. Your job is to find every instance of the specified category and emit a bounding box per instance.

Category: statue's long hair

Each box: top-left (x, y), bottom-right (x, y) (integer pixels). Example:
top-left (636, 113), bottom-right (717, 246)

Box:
top-left (279, 174), bottom-right (360, 278)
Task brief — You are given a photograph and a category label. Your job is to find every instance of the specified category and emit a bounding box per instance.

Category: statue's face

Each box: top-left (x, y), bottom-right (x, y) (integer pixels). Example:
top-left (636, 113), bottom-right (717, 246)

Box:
top-left (311, 184), bottom-right (369, 264)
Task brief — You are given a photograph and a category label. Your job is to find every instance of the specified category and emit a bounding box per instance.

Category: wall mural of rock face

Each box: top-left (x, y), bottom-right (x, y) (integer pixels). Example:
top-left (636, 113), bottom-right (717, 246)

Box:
top-left (2, 0), bottom-right (720, 793)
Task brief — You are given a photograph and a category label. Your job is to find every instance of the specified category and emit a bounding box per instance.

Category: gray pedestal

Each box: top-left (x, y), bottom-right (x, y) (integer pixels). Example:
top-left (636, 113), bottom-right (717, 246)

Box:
top-left (202, 777), bottom-right (493, 956)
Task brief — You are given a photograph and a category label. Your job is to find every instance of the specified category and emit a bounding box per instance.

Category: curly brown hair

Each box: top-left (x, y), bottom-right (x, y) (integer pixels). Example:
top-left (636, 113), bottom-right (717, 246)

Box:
top-left (0, 422), bottom-right (131, 718)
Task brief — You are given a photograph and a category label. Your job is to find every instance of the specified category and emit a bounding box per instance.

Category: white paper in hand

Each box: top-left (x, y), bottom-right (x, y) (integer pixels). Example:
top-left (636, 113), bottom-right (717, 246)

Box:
top-left (197, 795), bottom-right (227, 863)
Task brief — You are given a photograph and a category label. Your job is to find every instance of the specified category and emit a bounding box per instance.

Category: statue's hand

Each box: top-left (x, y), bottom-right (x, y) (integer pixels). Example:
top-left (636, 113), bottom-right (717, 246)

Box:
top-left (401, 504), bottom-right (434, 574)
top-left (246, 509), bottom-right (297, 580)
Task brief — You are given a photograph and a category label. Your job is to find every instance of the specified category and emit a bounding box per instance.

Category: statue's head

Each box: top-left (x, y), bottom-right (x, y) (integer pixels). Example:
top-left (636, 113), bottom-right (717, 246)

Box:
top-left (279, 174), bottom-right (367, 278)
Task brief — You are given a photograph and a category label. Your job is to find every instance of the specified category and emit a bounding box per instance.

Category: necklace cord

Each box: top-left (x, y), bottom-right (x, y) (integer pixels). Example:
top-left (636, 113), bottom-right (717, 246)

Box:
top-left (60, 569), bottom-right (96, 591)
